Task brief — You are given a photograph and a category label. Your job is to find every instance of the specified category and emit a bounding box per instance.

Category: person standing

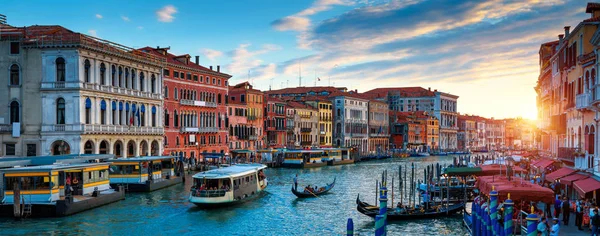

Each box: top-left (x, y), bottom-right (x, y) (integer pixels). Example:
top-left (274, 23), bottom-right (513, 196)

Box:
top-left (549, 218), bottom-right (560, 236)
top-left (577, 198), bottom-right (584, 230)
top-left (593, 208), bottom-right (600, 235)
top-left (554, 195), bottom-right (562, 219)
top-left (562, 197), bottom-right (571, 226)
top-left (293, 174), bottom-right (298, 191)
top-left (537, 217), bottom-right (548, 236)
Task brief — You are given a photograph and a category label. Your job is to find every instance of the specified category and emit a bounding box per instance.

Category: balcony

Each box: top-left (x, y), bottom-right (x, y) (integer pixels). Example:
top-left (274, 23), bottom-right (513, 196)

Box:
top-left (369, 133), bottom-right (389, 137)
top-left (42, 82), bottom-right (162, 100)
top-left (248, 116), bottom-right (257, 121)
top-left (576, 93), bottom-right (592, 110)
top-left (41, 81), bottom-right (82, 90)
top-left (83, 124), bottom-right (163, 135)
top-left (180, 127), bottom-right (218, 133)
top-left (249, 135), bottom-right (258, 140)
top-left (180, 99), bottom-right (217, 108)
top-left (301, 128), bottom-right (312, 133)
top-left (42, 124), bottom-right (84, 132)
top-left (557, 147), bottom-right (579, 163)
top-left (0, 124), bottom-right (13, 133)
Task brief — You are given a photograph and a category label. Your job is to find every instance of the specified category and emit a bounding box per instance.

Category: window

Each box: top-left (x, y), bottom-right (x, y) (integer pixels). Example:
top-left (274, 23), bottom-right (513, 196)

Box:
top-left (218, 94), bottom-right (222, 104)
top-left (139, 72), bottom-right (145, 92)
top-left (164, 86), bottom-right (169, 98)
top-left (151, 75), bottom-right (156, 93)
top-left (241, 95), bottom-right (245, 103)
top-left (176, 137), bottom-right (180, 146)
top-left (187, 73), bottom-right (192, 80)
top-left (180, 72), bottom-right (185, 79)
top-left (213, 78), bottom-right (216, 84)
top-left (100, 63), bottom-right (106, 85)
top-left (174, 88), bottom-right (178, 99)
top-left (173, 71), bottom-right (179, 78)
top-left (193, 75), bottom-right (198, 81)
top-left (85, 98), bottom-right (91, 124)
top-left (9, 101), bottom-right (19, 124)
top-left (10, 42), bottom-right (19, 54)
top-left (10, 64), bottom-right (19, 86)
top-left (5, 144), bottom-right (16, 156)
top-left (200, 76), bottom-right (204, 82)
top-left (84, 59), bottom-right (91, 83)
top-left (56, 57), bottom-right (66, 82)
top-left (111, 65), bottom-right (117, 86)
top-left (57, 98), bottom-right (65, 124)
top-left (100, 100), bottom-right (107, 125)
top-left (218, 79), bottom-right (221, 86)
top-left (165, 109), bottom-right (170, 127)
top-left (26, 144), bottom-right (36, 156)
top-left (164, 69), bottom-right (170, 77)
top-left (174, 110), bottom-right (179, 127)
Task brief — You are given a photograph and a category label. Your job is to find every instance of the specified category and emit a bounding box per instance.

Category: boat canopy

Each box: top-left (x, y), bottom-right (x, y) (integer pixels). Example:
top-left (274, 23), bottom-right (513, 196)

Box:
top-left (1, 162), bottom-right (110, 173)
top-left (476, 176), bottom-right (554, 202)
top-left (479, 164), bottom-right (525, 176)
top-left (110, 156), bottom-right (174, 163)
top-left (192, 163), bottom-right (266, 179)
top-left (443, 167), bottom-right (483, 176)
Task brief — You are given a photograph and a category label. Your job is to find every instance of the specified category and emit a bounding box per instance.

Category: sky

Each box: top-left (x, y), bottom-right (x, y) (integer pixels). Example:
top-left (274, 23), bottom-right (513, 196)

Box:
top-left (1, 0), bottom-right (591, 120)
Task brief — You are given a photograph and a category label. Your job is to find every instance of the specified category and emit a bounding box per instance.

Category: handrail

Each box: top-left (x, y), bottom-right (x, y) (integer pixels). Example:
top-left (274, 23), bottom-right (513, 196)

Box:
top-left (190, 189), bottom-right (228, 198)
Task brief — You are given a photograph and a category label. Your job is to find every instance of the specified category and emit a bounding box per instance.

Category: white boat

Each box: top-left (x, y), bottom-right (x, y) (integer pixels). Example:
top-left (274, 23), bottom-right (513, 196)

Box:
top-left (189, 163), bottom-right (268, 208)
top-left (417, 152), bottom-right (430, 157)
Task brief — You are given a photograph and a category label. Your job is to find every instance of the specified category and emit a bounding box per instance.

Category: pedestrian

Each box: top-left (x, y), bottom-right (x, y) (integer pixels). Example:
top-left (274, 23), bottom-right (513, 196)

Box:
top-left (577, 198), bottom-right (584, 230)
top-left (562, 196), bottom-right (571, 226)
top-left (293, 174), bottom-right (298, 191)
top-left (592, 209), bottom-right (600, 236)
top-left (554, 195), bottom-right (562, 219)
top-left (537, 217), bottom-right (548, 236)
top-left (549, 218), bottom-right (560, 236)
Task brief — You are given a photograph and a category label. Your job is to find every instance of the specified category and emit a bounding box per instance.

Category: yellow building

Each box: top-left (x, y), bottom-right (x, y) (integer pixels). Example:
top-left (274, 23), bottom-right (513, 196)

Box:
top-left (305, 98), bottom-right (333, 147)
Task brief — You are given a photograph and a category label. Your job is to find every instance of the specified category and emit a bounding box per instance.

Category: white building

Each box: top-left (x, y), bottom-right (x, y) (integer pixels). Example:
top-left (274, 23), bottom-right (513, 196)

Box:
top-left (331, 92), bottom-right (369, 155)
top-left (434, 91), bottom-right (459, 150)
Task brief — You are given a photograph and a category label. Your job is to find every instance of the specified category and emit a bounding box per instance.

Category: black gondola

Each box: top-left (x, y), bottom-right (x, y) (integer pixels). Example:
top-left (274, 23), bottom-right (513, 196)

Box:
top-left (291, 178), bottom-right (336, 198)
top-left (356, 194), bottom-right (465, 220)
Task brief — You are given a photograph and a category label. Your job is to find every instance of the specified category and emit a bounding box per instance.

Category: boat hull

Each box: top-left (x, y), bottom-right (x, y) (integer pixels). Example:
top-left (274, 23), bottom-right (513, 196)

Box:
top-left (110, 176), bottom-right (183, 192)
top-left (291, 178), bottom-right (336, 198)
top-left (191, 189), bottom-right (266, 209)
top-left (356, 195), bottom-right (464, 220)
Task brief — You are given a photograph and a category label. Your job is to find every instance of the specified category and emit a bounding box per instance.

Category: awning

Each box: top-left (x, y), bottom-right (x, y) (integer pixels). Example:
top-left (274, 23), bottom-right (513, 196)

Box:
top-left (544, 167), bottom-right (576, 182)
top-left (444, 167), bottom-right (482, 176)
top-left (532, 159), bottom-right (554, 169)
top-left (480, 164), bottom-right (525, 176)
top-left (574, 177), bottom-right (600, 196)
top-left (559, 173), bottom-right (590, 185)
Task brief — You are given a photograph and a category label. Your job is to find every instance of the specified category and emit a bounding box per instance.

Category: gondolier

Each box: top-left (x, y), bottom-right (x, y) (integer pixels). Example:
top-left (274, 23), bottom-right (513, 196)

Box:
top-left (293, 174), bottom-right (298, 191)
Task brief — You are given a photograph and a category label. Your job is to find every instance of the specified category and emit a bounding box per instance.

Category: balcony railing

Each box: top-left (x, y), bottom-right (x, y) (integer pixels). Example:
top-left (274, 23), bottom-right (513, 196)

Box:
top-left (248, 116), bottom-right (257, 121)
top-left (249, 135), bottom-right (258, 140)
top-left (41, 81), bottom-right (82, 89)
top-left (42, 82), bottom-right (161, 100)
top-left (42, 124), bottom-right (83, 132)
top-left (300, 128), bottom-right (312, 133)
top-left (369, 133), bottom-right (389, 137)
top-left (558, 147), bottom-right (579, 163)
top-left (180, 99), bottom-right (217, 108)
top-left (0, 124), bottom-right (13, 133)
top-left (190, 189), bottom-right (228, 198)
top-left (576, 93), bottom-right (592, 110)
top-left (180, 127), bottom-right (218, 133)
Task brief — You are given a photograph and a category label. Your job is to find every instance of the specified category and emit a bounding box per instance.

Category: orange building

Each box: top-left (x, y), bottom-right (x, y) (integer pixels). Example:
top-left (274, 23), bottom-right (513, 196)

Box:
top-left (228, 82), bottom-right (265, 151)
top-left (389, 111), bottom-right (427, 151)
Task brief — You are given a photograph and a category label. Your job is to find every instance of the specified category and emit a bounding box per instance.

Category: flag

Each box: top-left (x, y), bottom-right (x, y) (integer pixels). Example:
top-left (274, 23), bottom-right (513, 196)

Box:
top-left (129, 112), bottom-right (134, 126)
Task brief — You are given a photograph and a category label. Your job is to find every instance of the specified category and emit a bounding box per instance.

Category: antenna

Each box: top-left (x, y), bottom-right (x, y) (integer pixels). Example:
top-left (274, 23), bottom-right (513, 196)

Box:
top-left (269, 78), bottom-right (273, 91)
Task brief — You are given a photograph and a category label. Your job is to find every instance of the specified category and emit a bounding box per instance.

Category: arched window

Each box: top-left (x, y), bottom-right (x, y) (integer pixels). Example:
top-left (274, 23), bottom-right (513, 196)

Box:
top-left (112, 101), bottom-right (117, 125)
top-left (140, 105), bottom-right (146, 126)
top-left (10, 64), bottom-right (19, 85)
top-left (152, 106), bottom-right (157, 127)
top-left (218, 94), bottom-right (222, 104)
top-left (85, 98), bottom-right (92, 124)
top-left (174, 110), bottom-right (179, 127)
top-left (174, 87), bottom-right (178, 99)
top-left (131, 69), bottom-right (137, 90)
top-left (84, 59), bottom-right (91, 83)
top-left (111, 65), bottom-right (117, 86)
top-left (100, 100), bottom-right (107, 124)
top-left (176, 137), bottom-right (180, 146)
top-left (56, 57), bottom-right (66, 82)
top-left (56, 98), bottom-right (65, 124)
top-left (125, 68), bottom-right (130, 88)
top-left (139, 72), bottom-right (145, 92)
top-left (100, 63), bottom-right (106, 85)
top-left (151, 74), bottom-right (156, 93)
top-left (164, 86), bottom-right (169, 98)
top-left (9, 101), bottom-right (19, 124)
top-left (165, 109), bottom-right (170, 127)
top-left (118, 66), bottom-right (123, 87)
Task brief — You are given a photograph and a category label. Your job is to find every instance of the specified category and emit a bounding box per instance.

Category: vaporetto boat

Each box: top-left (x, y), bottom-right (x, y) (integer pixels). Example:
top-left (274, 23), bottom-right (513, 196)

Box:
top-left (189, 163), bottom-right (267, 208)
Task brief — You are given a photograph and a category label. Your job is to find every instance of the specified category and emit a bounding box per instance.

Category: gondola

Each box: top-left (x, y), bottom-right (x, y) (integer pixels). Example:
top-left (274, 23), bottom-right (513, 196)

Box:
top-left (356, 194), bottom-right (465, 220)
top-left (291, 178), bottom-right (336, 198)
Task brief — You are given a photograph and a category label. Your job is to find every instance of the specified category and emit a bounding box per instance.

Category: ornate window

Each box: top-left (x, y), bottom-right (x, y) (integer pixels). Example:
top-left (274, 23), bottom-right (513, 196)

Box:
top-left (100, 63), bottom-right (106, 85)
top-left (56, 98), bottom-right (65, 124)
top-left (9, 101), bottom-right (19, 124)
top-left (9, 64), bottom-right (19, 85)
top-left (84, 59), bottom-right (91, 83)
top-left (56, 57), bottom-right (66, 82)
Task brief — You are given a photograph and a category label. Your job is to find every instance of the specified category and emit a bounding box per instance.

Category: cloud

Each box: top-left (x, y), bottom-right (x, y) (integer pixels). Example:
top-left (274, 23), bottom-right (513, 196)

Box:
top-left (137, 26), bottom-right (144, 30)
top-left (88, 30), bottom-right (98, 37)
top-left (225, 44), bottom-right (282, 81)
top-left (271, 0), bottom-right (353, 32)
top-left (121, 16), bottom-right (130, 22)
top-left (202, 49), bottom-right (224, 61)
top-left (156, 5), bottom-right (177, 22)
top-left (95, 14), bottom-right (103, 19)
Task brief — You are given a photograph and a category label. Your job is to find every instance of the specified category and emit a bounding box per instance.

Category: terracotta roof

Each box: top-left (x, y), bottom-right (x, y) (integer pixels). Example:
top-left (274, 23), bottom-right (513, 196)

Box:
top-left (586, 2), bottom-right (600, 13)
top-left (541, 40), bottom-right (559, 47)
top-left (364, 87), bottom-right (436, 98)
top-left (583, 16), bottom-right (600, 23)
top-left (287, 101), bottom-right (317, 110)
top-left (139, 47), bottom-right (231, 77)
top-left (265, 86), bottom-right (347, 95)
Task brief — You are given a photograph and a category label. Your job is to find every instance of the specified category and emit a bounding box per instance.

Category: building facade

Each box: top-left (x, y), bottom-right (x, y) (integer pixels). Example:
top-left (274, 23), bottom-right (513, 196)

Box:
top-left (368, 100), bottom-right (389, 153)
top-left (265, 97), bottom-right (287, 148)
top-left (434, 91), bottom-right (459, 151)
top-left (304, 98), bottom-right (333, 147)
top-left (331, 92), bottom-right (369, 154)
top-left (228, 82), bottom-right (264, 150)
top-left (141, 47), bottom-right (230, 161)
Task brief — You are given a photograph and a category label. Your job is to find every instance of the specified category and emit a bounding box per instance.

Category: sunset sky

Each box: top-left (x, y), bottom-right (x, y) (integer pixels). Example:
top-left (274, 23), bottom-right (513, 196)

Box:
top-left (2, 0), bottom-right (590, 120)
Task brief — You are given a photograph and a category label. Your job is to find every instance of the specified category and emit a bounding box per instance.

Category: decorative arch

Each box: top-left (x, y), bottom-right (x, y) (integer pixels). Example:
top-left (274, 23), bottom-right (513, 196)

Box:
top-left (127, 140), bottom-right (136, 157)
top-left (9, 64), bottom-right (20, 86)
top-left (84, 59), bottom-right (91, 83)
top-left (51, 140), bottom-right (71, 155)
top-left (99, 140), bottom-right (109, 154)
top-left (84, 140), bottom-right (95, 154)
top-left (151, 140), bottom-right (159, 156)
top-left (113, 140), bottom-right (124, 157)
top-left (140, 140), bottom-right (149, 156)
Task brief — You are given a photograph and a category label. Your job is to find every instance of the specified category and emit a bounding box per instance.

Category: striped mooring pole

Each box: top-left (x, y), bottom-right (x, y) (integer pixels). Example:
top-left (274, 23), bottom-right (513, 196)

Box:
top-left (526, 206), bottom-right (538, 236)
top-left (346, 218), bottom-right (353, 236)
top-left (489, 187), bottom-right (498, 236)
top-left (472, 199), bottom-right (480, 236)
top-left (375, 174), bottom-right (388, 236)
top-left (504, 194), bottom-right (514, 236)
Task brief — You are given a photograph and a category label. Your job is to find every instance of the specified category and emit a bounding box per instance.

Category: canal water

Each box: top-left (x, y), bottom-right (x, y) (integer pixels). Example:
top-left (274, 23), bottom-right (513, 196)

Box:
top-left (0, 156), bottom-right (468, 236)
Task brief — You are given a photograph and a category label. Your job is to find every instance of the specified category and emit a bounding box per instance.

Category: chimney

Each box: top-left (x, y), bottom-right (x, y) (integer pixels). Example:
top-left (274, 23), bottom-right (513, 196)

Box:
top-left (428, 87), bottom-right (431, 91)
top-left (217, 65), bottom-right (220, 72)
top-left (210, 66), bottom-right (213, 70)
top-left (558, 34), bottom-right (564, 46)
top-left (195, 56), bottom-right (199, 65)
top-left (564, 26), bottom-right (570, 38)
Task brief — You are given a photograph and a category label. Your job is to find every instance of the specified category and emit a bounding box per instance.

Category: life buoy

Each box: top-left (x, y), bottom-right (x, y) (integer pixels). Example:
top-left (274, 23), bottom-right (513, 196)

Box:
top-left (142, 162), bottom-right (148, 168)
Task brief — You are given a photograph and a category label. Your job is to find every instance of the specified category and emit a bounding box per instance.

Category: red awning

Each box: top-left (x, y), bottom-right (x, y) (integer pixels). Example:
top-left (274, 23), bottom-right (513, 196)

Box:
top-left (559, 173), bottom-right (590, 185)
top-left (480, 164), bottom-right (525, 176)
top-left (544, 167), bottom-right (576, 182)
top-left (574, 177), bottom-right (600, 196)
top-left (476, 176), bottom-right (554, 203)
top-left (532, 159), bottom-right (554, 169)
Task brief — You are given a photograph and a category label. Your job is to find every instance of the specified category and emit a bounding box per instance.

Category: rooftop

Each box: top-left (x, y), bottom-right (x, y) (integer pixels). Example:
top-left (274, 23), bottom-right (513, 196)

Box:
top-left (363, 87), bottom-right (436, 98)
top-left (139, 46), bottom-right (231, 78)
